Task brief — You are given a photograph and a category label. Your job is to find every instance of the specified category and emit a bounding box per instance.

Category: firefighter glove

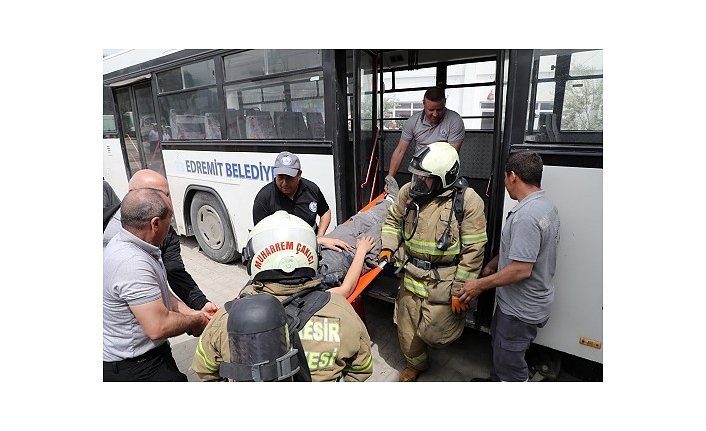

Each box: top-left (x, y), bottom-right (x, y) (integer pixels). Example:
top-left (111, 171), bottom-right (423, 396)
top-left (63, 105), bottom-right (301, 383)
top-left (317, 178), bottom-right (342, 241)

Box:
top-left (378, 248), bottom-right (393, 263)
top-left (451, 296), bottom-right (469, 314)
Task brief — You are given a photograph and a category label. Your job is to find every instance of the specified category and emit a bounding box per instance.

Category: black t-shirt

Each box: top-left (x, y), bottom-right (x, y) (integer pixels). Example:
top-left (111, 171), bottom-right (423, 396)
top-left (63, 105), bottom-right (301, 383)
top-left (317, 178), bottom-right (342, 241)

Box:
top-left (252, 178), bottom-right (330, 231)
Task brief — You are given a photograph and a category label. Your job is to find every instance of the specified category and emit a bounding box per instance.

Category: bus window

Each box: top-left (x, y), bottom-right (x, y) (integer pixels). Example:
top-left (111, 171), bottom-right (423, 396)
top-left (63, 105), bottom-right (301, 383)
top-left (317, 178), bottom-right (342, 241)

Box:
top-left (383, 66), bottom-right (437, 90)
top-left (135, 83), bottom-right (163, 172)
top-left (381, 58), bottom-right (497, 131)
top-left (223, 49), bottom-right (322, 80)
top-left (115, 87), bottom-right (143, 175)
top-left (103, 86), bottom-right (117, 137)
top-left (156, 59), bottom-right (219, 141)
top-left (528, 49), bottom-right (603, 144)
top-left (223, 69), bottom-right (325, 140)
top-left (159, 87), bottom-right (218, 140)
top-left (564, 50), bottom-right (603, 131)
top-left (157, 59), bottom-right (216, 92)
top-left (360, 56), bottom-right (375, 133)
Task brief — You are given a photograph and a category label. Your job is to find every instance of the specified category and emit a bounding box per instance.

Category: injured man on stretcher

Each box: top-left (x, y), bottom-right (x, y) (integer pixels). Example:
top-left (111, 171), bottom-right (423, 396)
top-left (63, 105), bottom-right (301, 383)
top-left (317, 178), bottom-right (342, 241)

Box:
top-left (316, 175), bottom-right (399, 299)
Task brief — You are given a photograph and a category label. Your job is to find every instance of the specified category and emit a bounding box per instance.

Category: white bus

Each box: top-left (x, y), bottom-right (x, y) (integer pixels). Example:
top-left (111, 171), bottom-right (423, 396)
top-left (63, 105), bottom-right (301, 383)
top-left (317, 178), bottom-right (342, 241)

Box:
top-left (103, 49), bottom-right (603, 378)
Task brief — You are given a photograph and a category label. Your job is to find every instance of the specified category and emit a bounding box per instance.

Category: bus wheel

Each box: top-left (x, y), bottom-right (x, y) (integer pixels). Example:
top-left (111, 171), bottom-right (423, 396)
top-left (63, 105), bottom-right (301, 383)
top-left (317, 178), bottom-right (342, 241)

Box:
top-left (190, 191), bottom-right (238, 263)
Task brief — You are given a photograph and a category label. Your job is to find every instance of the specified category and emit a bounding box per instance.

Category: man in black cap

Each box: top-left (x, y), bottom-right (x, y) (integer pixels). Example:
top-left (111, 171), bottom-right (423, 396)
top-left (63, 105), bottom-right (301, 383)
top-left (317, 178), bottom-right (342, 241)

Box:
top-left (252, 151), bottom-right (350, 252)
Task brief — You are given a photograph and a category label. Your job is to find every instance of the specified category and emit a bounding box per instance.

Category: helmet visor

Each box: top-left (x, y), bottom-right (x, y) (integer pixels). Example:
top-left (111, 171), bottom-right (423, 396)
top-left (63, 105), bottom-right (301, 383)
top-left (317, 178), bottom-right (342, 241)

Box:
top-left (410, 173), bottom-right (441, 198)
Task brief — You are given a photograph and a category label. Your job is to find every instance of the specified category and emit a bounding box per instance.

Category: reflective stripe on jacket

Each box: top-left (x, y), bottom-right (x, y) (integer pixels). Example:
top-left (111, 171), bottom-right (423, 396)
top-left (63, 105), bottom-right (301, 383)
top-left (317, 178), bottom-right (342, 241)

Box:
top-left (381, 183), bottom-right (487, 299)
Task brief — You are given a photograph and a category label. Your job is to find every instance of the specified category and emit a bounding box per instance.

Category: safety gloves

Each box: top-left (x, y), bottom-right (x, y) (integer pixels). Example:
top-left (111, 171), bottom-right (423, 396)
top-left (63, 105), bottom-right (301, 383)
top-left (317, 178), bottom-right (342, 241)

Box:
top-left (450, 296), bottom-right (469, 314)
top-left (378, 248), bottom-right (393, 263)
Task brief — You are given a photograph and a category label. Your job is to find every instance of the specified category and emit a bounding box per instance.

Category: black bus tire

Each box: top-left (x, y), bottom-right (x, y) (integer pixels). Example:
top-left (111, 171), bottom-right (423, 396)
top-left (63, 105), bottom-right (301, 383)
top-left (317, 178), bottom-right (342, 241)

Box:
top-left (190, 191), bottom-right (238, 263)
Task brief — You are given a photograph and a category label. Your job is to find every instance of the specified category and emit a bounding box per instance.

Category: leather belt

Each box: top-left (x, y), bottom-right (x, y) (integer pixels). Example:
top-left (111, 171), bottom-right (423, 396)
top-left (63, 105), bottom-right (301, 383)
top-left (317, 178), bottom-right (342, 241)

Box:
top-left (104, 342), bottom-right (169, 372)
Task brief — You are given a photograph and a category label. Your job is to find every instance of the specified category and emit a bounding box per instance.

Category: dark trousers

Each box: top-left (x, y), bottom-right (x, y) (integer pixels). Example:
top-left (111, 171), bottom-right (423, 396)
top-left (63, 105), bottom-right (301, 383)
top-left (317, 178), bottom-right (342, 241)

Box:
top-left (103, 342), bottom-right (188, 382)
top-left (489, 306), bottom-right (539, 382)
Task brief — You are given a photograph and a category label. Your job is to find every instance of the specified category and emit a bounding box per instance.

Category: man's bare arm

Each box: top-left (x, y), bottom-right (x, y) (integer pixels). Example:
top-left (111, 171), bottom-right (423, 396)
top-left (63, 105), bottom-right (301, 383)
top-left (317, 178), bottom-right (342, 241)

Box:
top-left (388, 138), bottom-right (411, 177)
top-left (327, 236), bottom-right (375, 298)
top-left (131, 298), bottom-right (209, 340)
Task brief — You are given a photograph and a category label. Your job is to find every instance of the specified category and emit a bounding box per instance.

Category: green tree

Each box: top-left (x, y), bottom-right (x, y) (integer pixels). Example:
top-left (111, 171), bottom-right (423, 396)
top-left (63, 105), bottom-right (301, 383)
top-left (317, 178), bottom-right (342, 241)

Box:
top-left (562, 64), bottom-right (603, 130)
top-left (360, 93), bottom-right (402, 129)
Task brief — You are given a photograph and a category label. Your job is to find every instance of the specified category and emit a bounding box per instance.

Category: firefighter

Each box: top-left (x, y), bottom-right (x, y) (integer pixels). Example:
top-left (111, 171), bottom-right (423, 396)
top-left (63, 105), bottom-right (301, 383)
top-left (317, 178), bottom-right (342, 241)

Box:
top-left (192, 210), bottom-right (374, 382)
top-left (379, 141), bottom-right (487, 382)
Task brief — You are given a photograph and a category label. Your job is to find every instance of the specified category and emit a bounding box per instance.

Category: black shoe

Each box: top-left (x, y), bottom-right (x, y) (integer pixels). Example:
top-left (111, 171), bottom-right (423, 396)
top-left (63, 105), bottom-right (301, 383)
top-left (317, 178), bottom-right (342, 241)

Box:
top-left (470, 377), bottom-right (493, 382)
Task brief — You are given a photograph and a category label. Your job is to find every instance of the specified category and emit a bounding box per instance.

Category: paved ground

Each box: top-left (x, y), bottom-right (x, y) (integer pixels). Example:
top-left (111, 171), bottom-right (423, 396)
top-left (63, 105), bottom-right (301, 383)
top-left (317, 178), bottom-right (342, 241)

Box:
top-left (169, 235), bottom-right (583, 382)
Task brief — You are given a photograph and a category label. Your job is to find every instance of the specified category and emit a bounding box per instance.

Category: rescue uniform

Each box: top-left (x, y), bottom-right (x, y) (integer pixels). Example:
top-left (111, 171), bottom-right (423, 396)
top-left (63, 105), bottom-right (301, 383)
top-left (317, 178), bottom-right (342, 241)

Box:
top-left (192, 279), bottom-right (374, 382)
top-left (252, 178), bottom-right (330, 232)
top-left (380, 182), bottom-right (487, 371)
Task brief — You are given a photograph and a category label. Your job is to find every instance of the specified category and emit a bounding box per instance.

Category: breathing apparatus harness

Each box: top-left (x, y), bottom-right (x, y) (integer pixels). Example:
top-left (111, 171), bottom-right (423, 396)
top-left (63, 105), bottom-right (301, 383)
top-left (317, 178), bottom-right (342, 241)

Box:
top-left (402, 176), bottom-right (469, 254)
top-left (219, 285), bottom-right (330, 382)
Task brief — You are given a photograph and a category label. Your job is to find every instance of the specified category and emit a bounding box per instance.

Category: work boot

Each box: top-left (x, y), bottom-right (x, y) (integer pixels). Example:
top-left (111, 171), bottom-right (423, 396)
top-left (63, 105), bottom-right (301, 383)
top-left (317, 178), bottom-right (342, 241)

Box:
top-left (399, 366), bottom-right (425, 382)
top-left (385, 175), bottom-right (399, 201)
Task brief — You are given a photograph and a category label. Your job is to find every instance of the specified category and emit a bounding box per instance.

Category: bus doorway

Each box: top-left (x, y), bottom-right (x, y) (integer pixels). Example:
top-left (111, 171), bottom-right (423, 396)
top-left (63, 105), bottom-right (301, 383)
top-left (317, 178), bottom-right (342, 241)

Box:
top-left (367, 49), bottom-right (505, 333)
top-left (111, 80), bottom-right (165, 181)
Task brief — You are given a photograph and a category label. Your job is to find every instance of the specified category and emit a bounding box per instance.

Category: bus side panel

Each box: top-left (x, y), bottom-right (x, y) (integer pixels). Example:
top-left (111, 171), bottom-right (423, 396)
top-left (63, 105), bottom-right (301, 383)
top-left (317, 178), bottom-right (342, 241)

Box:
top-left (161, 149), bottom-right (337, 251)
top-left (103, 137), bottom-right (129, 199)
top-left (503, 165), bottom-right (603, 364)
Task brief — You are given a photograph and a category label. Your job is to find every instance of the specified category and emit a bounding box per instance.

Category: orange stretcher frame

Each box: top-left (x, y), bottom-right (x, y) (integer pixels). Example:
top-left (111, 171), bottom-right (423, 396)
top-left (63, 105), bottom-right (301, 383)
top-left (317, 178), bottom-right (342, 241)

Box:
top-left (345, 192), bottom-right (387, 304)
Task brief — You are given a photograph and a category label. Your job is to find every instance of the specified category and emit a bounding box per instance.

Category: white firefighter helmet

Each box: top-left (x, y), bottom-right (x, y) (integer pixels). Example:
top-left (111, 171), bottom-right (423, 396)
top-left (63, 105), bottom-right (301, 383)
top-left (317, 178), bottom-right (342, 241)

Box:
top-left (243, 210), bottom-right (319, 282)
top-left (408, 141), bottom-right (460, 200)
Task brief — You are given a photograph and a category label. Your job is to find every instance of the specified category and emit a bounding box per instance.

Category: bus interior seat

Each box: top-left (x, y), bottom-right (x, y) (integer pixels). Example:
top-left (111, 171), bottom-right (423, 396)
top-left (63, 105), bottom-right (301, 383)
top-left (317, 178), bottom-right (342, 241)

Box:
top-left (245, 111), bottom-right (277, 139)
top-left (234, 109), bottom-right (270, 138)
top-left (169, 109), bottom-right (180, 138)
top-left (274, 111), bottom-right (311, 139)
top-left (546, 113), bottom-right (559, 142)
top-left (235, 109), bottom-right (249, 138)
top-left (306, 112), bottom-right (325, 138)
top-left (204, 113), bottom-right (221, 139)
top-left (226, 109), bottom-right (241, 139)
top-left (174, 114), bottom-right (206, 139)
top-left (139, 115), bottom-right (156, 139)
top-left (539, 113), bottom-right (559, 142)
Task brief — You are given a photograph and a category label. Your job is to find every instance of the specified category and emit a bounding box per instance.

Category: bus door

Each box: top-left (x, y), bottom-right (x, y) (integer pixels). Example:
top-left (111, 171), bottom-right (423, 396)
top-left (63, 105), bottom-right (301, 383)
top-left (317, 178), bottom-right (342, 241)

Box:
top-left (365, 49), bottom-right (505, 322)
top-left (344, 50), bottom-right (379, 215)
top-left (494, 49), bottom-right (604, 366)
top-left (103, 85), bottom-right (128, 198)
top-left (111, 80), bottom-right (165, 181)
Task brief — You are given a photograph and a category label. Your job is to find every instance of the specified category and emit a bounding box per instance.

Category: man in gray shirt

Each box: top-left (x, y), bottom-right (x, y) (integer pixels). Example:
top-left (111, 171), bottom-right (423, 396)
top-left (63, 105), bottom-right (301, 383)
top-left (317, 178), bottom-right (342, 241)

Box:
top-left (457, 151), bottom-right (560, 382)
top-left (103, 188), bottom-right (210, 381)
top-left (104, 170), bottom-right (216, 314)
top-left (387, 86), bottom-right (465, 178)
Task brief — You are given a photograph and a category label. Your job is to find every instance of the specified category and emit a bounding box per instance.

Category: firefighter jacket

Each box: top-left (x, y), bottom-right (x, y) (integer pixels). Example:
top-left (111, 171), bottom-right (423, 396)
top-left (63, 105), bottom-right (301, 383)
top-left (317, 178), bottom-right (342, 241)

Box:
top-left (381, 183), bottom-right (487, 303)
top-left (191, 279), bottom-right (373, 382)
